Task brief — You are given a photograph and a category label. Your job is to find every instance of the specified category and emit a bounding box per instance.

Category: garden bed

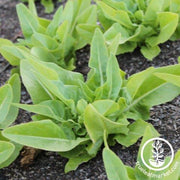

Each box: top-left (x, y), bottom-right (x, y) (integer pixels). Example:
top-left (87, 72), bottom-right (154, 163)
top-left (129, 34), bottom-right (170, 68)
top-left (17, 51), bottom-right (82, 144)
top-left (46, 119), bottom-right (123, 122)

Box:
top-left (0, 0), bottom-right (180, 179)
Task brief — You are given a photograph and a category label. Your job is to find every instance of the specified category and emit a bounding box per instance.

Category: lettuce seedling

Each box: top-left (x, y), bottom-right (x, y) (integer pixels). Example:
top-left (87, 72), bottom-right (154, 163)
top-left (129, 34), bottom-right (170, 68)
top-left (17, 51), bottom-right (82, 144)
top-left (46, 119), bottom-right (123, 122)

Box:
top-left (103, 126), bottom-right (180, 180)
top-left (97, 0), bottom-right (180, 60)
top-left (2, 29), bottom-right (180, 172)
top-left (0, 0), bottom-right (97, 70)
top-left (0, 74), bottom-right (22, 168)
top-left (20, 0), bottom-right (61, 13)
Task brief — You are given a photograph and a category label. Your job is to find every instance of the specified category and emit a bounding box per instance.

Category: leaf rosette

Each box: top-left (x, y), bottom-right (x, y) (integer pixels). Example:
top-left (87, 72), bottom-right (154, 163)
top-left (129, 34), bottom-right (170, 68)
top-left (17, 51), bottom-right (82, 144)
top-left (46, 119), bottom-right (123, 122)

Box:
top-left (0, 0), bottom-right (98, 70)
top-left (97, 0), bottom-right (180, 60)
top-left (2, 29), bottom-right (180, 172)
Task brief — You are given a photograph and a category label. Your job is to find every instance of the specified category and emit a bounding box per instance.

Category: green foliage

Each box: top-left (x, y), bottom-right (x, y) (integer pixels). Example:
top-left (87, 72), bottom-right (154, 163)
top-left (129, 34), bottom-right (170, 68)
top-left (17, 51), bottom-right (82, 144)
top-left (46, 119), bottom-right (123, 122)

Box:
top-left (0, 0), bottom-right (179, 175)
top-left (3, 120), bottom-right (89, 151)
top-left (154, 71), bottom-right (180, 88)
top-left (0, 139), bottom-right (22, 169)
top-left (0, 75), bottom-right (22, 168)
top-left (2, 29), bottom-right (180, 172)
top-left (0, 74), bottom-right (21, 129)
top-left (103, 126), bottom-right (180, 180)
top-left (103, 147), bottom-right (130, 180)
top-left (20, 0), bottom-right (61, 13)
top-left (0, 0), bottom-right (97, 70)
top-left (97, 0), bottom-right (180, 60)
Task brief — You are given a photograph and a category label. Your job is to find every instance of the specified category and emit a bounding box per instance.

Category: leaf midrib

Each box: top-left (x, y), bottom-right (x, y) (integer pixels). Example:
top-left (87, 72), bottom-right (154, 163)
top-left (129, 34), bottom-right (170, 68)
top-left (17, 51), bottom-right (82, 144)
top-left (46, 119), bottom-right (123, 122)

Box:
top-left (123, 83), bottom-right (166, 113)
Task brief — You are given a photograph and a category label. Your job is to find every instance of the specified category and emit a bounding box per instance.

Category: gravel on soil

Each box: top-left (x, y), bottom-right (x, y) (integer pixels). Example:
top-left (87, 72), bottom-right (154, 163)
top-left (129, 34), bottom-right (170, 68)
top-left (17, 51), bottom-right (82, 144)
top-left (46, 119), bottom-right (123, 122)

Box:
top-left (0, 0), bottom-right (180, 180)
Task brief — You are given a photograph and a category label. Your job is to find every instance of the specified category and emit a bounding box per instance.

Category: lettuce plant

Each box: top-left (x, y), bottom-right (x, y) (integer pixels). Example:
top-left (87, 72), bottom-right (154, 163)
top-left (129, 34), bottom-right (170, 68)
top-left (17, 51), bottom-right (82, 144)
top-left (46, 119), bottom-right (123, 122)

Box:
top-left (103, 126), bottom-right (180, 180)
top-left (0, 74), bottom-right (22, 168)
top-left (20, 0), bottom-right (61, 13)
top-left (0, 0), bottom-right (97, 70)
top-left (2, 29), bottom-right (180, 172)
top-left (97, 0), bottom-right (180, 60)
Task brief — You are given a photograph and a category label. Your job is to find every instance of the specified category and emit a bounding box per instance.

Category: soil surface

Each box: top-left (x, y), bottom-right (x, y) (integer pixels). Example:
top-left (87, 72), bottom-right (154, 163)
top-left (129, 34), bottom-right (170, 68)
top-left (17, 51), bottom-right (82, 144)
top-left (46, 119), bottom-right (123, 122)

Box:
top-left (0, 0), bottom-right (180, 180)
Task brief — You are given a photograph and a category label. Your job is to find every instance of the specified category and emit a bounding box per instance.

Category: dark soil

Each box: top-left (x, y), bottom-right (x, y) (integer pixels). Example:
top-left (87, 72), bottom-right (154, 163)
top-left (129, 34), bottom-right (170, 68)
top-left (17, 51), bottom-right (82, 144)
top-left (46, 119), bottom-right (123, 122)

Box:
top-left (0, 0), bottom-right (180, 180)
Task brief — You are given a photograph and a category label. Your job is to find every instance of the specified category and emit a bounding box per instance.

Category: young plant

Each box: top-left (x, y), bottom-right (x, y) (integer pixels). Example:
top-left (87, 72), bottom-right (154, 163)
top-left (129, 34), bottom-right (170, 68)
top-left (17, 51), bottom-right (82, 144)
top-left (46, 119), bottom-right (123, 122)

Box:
top-left (0, 74), bottom-right (22, 168)
top-left (2, 29), bottom-right (180, 172)
top-left (0, 0), bottom-right (97, 70)
top-left (97, 0), bottom-right (180, 60)
top-left (103, 126), bottom-right (180, 180)
top-left (20, 0), bottom-right (61, 13)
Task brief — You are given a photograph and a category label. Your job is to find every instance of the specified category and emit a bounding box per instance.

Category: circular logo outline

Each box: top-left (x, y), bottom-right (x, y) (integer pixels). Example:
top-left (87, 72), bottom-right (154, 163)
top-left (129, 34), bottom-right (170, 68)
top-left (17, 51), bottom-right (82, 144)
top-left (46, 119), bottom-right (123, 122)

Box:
top-left (141, 137), bottom-right (174, 171)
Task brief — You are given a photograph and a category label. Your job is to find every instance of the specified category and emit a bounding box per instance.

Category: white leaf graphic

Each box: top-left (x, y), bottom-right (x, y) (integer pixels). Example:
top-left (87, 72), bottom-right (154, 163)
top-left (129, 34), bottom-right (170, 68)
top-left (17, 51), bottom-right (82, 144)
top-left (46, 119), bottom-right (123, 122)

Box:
top-left (149, 140), bottom-right (165, 168)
